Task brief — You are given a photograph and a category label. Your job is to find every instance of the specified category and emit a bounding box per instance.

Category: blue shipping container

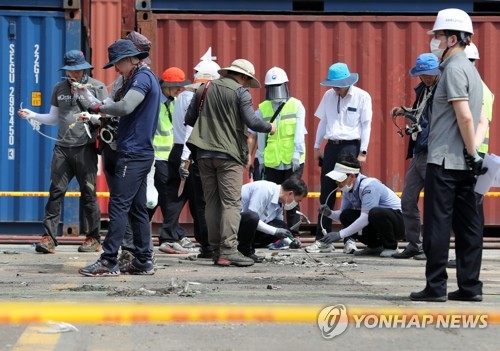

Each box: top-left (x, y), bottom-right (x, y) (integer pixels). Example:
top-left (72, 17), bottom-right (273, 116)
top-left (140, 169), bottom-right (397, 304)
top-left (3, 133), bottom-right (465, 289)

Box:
top-left (0, 9), bottom-right (81, 234)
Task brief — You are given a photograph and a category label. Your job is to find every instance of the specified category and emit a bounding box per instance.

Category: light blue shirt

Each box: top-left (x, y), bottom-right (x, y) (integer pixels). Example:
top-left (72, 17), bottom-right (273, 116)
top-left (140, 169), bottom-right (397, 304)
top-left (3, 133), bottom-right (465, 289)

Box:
top-left (241, 181), bottom-right (283, 223)
top-left (340, 174), bottom-right (401, 212)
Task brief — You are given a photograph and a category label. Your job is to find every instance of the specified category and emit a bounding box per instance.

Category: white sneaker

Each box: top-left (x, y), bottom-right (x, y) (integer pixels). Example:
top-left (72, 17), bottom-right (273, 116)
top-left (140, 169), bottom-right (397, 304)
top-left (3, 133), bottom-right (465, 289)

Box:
top-left (305, 240), bottom-right (334, 253)
top-left (343, 240), bottom-right (358, 254)
top-left (180, 237), bottom-right (196, 249)
top-left (380, 248), bottom-right (399, 257)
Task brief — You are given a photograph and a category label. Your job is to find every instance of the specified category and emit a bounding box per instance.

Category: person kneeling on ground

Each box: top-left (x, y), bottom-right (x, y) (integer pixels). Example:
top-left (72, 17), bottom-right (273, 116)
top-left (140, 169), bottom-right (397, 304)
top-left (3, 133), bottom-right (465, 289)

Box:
top-left (317, 154), bottom-right (405, 257)
top-left (237, 176), bottom-right (308, 262)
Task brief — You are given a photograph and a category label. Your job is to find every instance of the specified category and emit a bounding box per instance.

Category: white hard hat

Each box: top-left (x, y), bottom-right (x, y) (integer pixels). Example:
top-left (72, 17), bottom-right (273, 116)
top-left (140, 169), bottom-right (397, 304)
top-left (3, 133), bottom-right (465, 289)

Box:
top-left (427, 8), bottom-right (474, 35)
top-left (264, 66), bottom-right (289, 85)
top-left (464, 42), bottom-right (480, 59)
top-left (193, 60), bottom-right (221, 79)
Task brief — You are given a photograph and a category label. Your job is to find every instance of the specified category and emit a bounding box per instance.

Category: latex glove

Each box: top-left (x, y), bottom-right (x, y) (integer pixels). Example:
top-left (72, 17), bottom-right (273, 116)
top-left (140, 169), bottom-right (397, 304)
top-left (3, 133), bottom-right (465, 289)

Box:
top-left (179, 160), bottom-right (190, 180)
top-left (274, 228), bottom-right (292, 239)
top-left (321, 231), bottom-right (342, 244)
top-left (76, 112), bottom-right (100, 125)
top-left (318, 204), bottom-right (332, 218)
top-left (73, 83), bottom-right (100, 105)
top-left (292, 158), bottom-right (300, 172)
top-left (463, 149), bottom-right (488, 176)
top-left (18, 108), bottom-right (36, 119)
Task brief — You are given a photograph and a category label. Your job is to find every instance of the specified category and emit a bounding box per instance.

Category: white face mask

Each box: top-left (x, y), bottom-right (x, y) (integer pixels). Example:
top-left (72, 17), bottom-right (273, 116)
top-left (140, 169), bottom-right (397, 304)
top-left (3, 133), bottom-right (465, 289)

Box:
top-left (340, 183), bottom-right (353, 193)
top-left (430, 38), bottom-right (445, 58)
top-left (284, 194), bottom-right (298, 211)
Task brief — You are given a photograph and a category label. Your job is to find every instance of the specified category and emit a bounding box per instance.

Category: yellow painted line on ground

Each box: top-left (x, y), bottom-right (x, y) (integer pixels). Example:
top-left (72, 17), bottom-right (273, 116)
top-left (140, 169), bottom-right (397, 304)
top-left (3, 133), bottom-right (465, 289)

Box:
top-left (12, 326), bottom-right (60, 351)
top-left (0, 302), bottom-right (499, 324)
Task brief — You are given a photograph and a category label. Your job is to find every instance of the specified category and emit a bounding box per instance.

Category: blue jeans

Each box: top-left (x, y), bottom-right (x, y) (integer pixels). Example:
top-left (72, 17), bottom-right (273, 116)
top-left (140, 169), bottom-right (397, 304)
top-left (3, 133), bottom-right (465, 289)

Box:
top-left (101, 153), bottom-right (154, 265)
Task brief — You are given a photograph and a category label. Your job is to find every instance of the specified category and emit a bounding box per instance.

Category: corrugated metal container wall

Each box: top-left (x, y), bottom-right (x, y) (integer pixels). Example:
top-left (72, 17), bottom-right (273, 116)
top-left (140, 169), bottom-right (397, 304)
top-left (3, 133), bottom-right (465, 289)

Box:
top-left (90, 0), bottom-right (122, 217)
top-left (140, 14), bottom-right (500, 225)
top-left (0, 9), bottom-right (81, 233)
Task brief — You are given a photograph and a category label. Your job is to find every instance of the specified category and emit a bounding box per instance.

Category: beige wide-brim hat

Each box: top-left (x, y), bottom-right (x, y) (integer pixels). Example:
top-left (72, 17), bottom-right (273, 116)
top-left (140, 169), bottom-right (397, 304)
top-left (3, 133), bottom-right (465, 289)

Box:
top-left (218, 59), bottom-right (261, 88)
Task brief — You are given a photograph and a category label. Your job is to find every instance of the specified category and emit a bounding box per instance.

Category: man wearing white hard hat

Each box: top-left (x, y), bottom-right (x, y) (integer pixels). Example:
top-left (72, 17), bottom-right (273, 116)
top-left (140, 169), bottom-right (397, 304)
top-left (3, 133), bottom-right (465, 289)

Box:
top-left (411, 8), bottom-right (485, 303)
top-left (307, 62), bottom-right (373, 255)
top-left (185, 59), bottom-right (276, 267)
top-left (247, 66), bottom-right (307, 248)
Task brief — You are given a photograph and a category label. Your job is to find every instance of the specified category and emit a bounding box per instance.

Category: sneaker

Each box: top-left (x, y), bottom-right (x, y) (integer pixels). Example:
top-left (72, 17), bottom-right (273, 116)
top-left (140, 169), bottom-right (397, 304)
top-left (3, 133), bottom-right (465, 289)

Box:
top-left (78, 237), bottom-right (102, 252)
top-left (158, 241), bottom-right (189, 254)
top-left (353, 246), bottom-right (384, 256)
top-left (198, 249), bottom-right (215, 259)
top-left (305, 240), bottom-right (334, 253)
top-left (289, 236), bottom-right (302, 249)
top-left (180, 237), bottom-right (196, 249)
top-left (120, 259), bottom-right (155, 275)
top-left (215, 252), bottom-right (254, 267)
top-left (343, 240), bottom-right (358, 254)
top-left (35, 235), bottom-right (56, 254)
top-left (380, 248), bottom-right (399, 257)
top-left (268, 239), bottom-right (290, 250)
top-left (118, 249), bottom-right (135, 266)
top-left (79, 259), bottom-right (120, 277)
top-left (392, 247), bottom-right (419, 259)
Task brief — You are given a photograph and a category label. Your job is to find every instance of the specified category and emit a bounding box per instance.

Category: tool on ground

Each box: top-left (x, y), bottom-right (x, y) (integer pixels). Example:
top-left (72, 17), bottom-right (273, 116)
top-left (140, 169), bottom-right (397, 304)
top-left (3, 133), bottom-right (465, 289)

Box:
top-left (178, 160), bottom-right (191, 196)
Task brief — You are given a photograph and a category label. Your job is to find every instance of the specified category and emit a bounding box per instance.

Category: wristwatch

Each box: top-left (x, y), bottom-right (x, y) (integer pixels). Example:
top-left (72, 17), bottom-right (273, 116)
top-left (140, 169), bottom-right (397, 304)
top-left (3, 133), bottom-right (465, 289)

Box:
top-left (360, 150), bottom-right (367, 156)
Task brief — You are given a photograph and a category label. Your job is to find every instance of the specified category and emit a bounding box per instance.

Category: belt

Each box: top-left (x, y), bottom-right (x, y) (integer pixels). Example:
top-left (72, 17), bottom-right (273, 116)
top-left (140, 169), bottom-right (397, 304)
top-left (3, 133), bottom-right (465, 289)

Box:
top-left (327, 139), bottom-right (360, 145)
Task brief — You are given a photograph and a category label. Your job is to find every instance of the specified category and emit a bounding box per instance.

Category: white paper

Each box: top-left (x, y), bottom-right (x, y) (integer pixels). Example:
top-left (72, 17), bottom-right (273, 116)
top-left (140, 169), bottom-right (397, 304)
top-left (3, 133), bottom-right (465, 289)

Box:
top-left (475, 153), bottom-right (500, 195)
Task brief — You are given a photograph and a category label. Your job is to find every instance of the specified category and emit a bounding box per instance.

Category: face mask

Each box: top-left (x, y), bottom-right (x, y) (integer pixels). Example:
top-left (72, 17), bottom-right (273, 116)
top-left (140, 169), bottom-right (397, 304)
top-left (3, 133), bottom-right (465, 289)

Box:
top-left (340, 183), bottom-right (353, 193)
top-left (430, 38), bottom-right (444, 58)
top-left (284, 194), bottom-right (298, 211)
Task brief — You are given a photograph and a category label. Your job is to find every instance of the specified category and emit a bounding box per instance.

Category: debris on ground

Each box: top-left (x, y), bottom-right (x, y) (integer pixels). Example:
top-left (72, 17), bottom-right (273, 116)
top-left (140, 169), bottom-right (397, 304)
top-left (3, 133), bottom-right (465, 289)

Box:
top-left (266, 284), bottom-right (281, 290)
top-left (38, 321), bottom-right (78, 334)
top-left (67, 284), bottom-right (111, 292)
top-left (2, 250), bottom-right (20, 254)
top-left (107, 278), bottom-right (202, 297)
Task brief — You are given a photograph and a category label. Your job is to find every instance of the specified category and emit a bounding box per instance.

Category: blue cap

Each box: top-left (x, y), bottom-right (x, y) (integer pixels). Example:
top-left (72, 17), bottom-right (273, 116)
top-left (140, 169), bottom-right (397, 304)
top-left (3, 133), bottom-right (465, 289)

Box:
top-left (409, 53), bottom-right (441, 77)
top-left (320, 63), bottom-right (359, 88)
top-left (60, 50), bottom-right (93, 71)
top-left (103, 39), bottom-right (149, 69)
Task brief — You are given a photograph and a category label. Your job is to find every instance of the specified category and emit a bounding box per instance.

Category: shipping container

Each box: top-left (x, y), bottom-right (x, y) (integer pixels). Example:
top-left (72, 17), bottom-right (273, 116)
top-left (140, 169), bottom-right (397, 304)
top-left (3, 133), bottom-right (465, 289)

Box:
top-left (0, 7), bottom-right (82, 234)
top-left (138, 12), bottom-right (500, 226)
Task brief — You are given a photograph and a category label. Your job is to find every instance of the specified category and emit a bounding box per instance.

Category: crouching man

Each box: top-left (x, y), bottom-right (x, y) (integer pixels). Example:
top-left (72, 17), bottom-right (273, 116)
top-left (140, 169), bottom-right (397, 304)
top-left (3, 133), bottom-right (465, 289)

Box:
top-left (318, 155), bottom-right (404, 257)
top-left (237, 176), bottom-right (308, 262)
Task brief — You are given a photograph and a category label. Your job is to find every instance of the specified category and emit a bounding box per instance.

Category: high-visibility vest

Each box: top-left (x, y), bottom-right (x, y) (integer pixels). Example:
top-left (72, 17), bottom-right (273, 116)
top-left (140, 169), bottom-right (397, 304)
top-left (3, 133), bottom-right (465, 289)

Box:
top-left (153, 100), bottom-right (174, 160)
top-left (478, 81), bottom-right (495, 154)
top-left (259, 98), bottom-right (305, 167)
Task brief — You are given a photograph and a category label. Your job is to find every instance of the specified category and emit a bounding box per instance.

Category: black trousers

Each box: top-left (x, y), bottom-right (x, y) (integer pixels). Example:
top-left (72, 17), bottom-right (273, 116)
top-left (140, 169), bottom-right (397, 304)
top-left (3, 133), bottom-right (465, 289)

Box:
top-left (316, 141), bottom-right (360, 239)
top-left (264, 165), bottom-right (304, 234)
top-left (339, 208), bottom-right (404, 249)
top-left (423, 163), bottom-right (483, 297)
top-left (237, 211), bottom-right (286, 256)
top-left (43, 144), bottom-right (100, 244)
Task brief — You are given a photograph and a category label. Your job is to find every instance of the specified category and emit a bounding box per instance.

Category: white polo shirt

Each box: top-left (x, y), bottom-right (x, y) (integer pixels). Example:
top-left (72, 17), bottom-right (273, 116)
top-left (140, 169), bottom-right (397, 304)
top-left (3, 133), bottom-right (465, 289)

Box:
top-left (314, 85), bottom-right (373, 153)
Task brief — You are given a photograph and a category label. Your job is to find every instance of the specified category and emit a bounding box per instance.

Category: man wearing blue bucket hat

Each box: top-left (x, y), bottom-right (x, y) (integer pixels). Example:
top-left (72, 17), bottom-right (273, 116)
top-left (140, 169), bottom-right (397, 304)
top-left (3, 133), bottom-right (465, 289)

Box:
top-left (390, 53), bottom-right (441, 260)
top-left (17, 50), bottom-right (107, 255)
top-left (78, 39), bottom-right (160, 276)
top-left (306, 62), bottom-right (373, 255)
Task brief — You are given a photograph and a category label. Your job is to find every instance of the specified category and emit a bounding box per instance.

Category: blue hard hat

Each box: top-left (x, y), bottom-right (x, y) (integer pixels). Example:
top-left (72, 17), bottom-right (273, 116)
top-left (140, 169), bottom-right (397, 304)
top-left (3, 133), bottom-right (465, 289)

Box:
top-left (321, 62), bottom-right (359, 88)
top-left (409, 53), bottom-right (442, 77)
top-left (60, 50), bottom-right (93, 71)
top-left (103, 39), bottom-right (149, 69)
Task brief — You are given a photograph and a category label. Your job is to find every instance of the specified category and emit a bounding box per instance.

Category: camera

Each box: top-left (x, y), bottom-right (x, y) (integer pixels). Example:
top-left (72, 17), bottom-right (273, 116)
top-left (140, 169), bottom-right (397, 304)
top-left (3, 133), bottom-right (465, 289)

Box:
top-left (397, 106), bottom-right (422, 137)
top-left (99, 117), bottom-right (119, 144)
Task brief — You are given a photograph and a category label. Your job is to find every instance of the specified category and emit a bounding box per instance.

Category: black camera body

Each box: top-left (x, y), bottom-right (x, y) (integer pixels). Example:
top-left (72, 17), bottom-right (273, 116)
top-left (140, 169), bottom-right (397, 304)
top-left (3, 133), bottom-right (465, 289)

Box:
top-left (99, 117), bottom-right (119, 144)
top-left (401, 107), bottom-right (422, 136)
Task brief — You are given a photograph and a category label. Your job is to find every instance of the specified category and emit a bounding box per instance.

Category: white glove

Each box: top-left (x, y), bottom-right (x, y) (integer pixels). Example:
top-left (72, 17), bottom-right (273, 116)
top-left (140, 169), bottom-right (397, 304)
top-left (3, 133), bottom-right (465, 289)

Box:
top-left (179, 160), bottom-right (190, 180)
top-left (146, 164), bottom-right (158, 209)
top-left (73, 84), bottom-right (100, 105)
top-left (76, 112), bottom-right (100, 125)
top-left (292, 158), bottom-right (300, 172)
top-left (18, 108), bottom-right (37, 120)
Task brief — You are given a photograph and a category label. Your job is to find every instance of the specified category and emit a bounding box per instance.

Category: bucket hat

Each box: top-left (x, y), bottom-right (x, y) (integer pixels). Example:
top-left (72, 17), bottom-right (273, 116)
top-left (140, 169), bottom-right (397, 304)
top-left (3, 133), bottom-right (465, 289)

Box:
top-left (60, 50), bottom-right (93, 71)
top-left (159, 67), bottom-right (191, 88)
top-left (409, 53), bottom-right (442, 77)
top-left (125, 31), bottom-right (152, 65)
top-left (218, 59), bottom-right (261, 88)
top-left (320, 63), bottom-right (358, 88)
top-left (103, 39), bottom-right (149, 69)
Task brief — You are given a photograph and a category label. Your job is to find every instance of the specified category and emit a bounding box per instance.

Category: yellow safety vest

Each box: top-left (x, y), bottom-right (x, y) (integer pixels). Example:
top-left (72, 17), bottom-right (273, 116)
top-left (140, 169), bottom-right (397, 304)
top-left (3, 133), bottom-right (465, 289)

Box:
top-left (153, 100), bottom-right (174, 160)
top-left (259, 98), bottom-right (305, 167)
top-left (478, 81), bottom-right (495, 154)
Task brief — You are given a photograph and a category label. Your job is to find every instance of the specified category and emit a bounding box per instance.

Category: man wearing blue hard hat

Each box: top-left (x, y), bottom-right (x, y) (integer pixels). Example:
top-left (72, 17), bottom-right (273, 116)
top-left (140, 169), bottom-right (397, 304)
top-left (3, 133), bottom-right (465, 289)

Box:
top-left (307, 62), bottom-right (373, 255)
top-left (390, 53), bottom-right (441, 260)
